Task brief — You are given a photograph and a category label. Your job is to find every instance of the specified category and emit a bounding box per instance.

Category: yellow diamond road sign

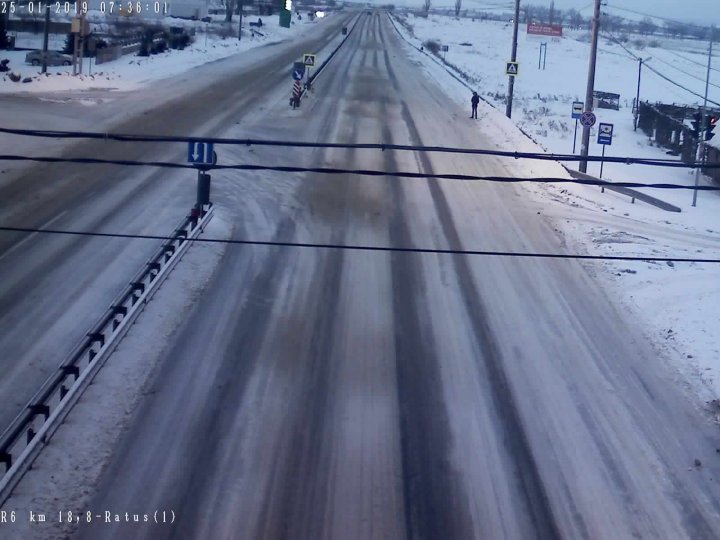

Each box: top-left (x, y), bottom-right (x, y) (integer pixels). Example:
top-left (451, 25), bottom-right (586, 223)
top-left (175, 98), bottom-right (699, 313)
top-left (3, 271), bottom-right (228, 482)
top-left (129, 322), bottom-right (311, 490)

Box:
top-left (303, 54), bottom-right (316, 67)
top-left (506, 61), bottom-right (519, 76)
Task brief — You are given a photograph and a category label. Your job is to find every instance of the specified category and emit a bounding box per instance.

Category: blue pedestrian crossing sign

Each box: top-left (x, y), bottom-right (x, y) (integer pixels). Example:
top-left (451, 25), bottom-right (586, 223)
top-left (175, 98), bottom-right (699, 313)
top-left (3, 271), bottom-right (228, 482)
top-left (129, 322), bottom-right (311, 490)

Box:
top-left (188, 141), bottom-right (215, 165)
top-left (597, 123), bottom-right (614, 145)
top-left (303, 53), bottom-right (316, 67)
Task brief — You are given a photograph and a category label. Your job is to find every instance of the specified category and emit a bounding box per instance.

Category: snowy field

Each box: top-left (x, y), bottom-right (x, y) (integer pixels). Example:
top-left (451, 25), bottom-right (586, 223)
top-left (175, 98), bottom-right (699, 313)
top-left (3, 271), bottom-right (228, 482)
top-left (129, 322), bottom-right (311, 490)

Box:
top-left (391, 12), bottom-right (720, 401)
top-left (0, 13), bottom-right (331, 93)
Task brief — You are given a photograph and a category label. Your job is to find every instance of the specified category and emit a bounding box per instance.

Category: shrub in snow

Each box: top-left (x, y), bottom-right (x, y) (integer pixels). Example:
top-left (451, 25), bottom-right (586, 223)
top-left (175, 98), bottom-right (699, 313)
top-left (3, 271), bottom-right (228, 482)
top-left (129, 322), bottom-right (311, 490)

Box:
top-left (8, 72), bottom-right (20, 82)
top-left (423, 39), bottom-right (440, 54)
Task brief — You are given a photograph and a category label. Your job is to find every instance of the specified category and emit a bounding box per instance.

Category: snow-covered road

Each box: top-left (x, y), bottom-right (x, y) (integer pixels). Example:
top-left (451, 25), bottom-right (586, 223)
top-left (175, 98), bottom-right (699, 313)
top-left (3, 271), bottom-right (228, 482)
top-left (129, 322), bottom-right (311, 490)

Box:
top-left (3, 10), bottom-right (720, 540)
top-left (0, 14), bottom-right (351, 429)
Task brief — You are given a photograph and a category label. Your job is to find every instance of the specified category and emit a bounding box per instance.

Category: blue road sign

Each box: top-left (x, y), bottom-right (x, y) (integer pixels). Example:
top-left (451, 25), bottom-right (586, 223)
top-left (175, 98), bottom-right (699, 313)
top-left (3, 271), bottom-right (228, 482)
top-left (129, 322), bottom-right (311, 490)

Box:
top-left (188, 141), bottom-right (215, 165)
top-left (597, 122), bottom-right (614, 145)
top-left (292, 61), bottom-right (305, 80)
top-left (571, 101), bottom-right (583, 119)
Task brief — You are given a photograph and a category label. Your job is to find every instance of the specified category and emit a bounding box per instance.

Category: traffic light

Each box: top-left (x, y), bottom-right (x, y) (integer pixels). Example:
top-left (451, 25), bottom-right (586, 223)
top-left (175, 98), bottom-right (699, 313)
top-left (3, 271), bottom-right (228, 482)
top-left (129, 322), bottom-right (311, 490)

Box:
top-left (706, 115), bottom-right (717, 141)
top-left (691, 111), bottom-right (702, 139)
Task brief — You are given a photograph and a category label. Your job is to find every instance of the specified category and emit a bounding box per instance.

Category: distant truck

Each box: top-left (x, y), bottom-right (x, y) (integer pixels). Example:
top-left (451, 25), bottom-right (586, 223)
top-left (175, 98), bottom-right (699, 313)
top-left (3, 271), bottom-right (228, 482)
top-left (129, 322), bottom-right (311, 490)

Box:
top-left (168, 0), bottom-right (209, 20)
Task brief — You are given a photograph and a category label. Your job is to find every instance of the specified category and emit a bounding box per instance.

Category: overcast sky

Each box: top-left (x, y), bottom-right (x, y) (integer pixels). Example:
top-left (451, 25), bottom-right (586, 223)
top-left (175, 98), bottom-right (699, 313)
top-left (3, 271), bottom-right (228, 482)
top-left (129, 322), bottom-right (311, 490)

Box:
top-left (552, 0), bottom-right (720, 25)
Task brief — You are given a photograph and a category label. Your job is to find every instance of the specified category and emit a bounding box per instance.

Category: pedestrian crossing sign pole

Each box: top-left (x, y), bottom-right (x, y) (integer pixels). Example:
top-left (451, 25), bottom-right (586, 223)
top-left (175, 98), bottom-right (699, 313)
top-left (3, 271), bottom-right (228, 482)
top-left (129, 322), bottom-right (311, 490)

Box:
top-left (303, 54), bottom-right (316, 90)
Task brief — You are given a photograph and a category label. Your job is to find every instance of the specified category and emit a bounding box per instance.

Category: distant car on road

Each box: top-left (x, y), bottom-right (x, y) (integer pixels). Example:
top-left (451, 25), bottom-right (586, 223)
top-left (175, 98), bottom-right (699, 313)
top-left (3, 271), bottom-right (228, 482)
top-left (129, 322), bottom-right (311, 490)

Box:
top-left (25, 50), bottom-right (72, 67)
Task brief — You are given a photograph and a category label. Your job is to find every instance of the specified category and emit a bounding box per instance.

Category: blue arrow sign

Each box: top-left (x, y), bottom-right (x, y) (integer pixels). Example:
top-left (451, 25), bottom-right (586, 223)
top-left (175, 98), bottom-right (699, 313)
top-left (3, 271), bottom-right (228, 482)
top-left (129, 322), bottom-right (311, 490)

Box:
top-left (292, 61), bottom-right (305, 81)
top-left (188, 141), bottom-right (215, 165)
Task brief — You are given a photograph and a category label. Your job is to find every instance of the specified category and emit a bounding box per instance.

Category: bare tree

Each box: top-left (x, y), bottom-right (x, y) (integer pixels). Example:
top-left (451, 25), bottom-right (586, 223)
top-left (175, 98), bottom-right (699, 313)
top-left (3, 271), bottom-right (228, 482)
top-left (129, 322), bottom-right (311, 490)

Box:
top-left (664, 20), bottom-right (688, 38)
top-left (549, 1), bottom-right (555, 24)
top-left (454, 0), bottom-right (461, 17)
top-left (423, 0), bottom-right (430, 14)
top-left (566, 9), bottom-right (584, 30)
top-left (521, 5), bottom-right (535, 23)
top-left (638, 17), bottom-right (656, 36)
top-left (603, 14), bottom-right (624, 33)
top-left (225, 0), bottom-right (235, 22)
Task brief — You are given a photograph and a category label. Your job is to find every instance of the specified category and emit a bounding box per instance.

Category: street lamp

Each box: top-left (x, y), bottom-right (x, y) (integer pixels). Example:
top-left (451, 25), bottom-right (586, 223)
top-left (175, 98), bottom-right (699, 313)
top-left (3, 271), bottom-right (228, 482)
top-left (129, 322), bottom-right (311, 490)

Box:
top-left (634, 56), bottom-right (651, 131)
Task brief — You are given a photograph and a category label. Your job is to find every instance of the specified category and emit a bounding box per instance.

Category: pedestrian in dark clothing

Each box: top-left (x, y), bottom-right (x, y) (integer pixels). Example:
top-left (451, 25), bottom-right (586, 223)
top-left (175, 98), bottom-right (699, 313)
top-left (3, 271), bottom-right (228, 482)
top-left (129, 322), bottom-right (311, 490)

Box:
top-left (470, 91), bottom-right (479, 119)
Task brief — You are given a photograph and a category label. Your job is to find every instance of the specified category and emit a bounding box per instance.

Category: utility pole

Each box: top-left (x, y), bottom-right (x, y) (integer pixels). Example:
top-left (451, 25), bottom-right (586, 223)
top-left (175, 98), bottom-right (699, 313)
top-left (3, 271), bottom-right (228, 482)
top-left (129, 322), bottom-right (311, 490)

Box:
top-left (634, 57), bottom-right (651, 131)
top-left (238, 0), bottom-right (243, 41)
top-left (505, 0), bottom-right (520, 118)
top-left (692, 26), bottom-right (714, 207)
top-left (41, 5), bottom-right (50, 74)
top-left (78, 12), bottom-right (85, 74)
top-left (579, 0), bottom-right (601, 173)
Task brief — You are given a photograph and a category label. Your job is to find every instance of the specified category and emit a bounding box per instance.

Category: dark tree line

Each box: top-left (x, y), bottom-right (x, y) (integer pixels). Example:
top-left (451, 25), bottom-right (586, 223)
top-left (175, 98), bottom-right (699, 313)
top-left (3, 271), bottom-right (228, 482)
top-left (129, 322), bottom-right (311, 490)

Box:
top-left (521, 4), bottom-right (713, 40)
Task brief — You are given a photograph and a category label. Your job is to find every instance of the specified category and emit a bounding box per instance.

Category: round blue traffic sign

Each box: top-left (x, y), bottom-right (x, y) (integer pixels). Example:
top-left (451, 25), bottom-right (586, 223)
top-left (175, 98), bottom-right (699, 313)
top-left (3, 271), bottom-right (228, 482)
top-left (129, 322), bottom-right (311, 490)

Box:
top-left (580, 111), bottom-right (597, 127)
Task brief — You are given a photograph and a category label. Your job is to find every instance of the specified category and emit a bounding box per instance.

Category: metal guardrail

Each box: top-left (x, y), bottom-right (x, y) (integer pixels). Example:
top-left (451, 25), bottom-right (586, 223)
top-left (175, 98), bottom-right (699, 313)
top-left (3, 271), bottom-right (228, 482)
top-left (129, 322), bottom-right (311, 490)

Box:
top-left (0, 203), bottom-right (214, 505)
top-left (565, 168), bottom-right (682, 212)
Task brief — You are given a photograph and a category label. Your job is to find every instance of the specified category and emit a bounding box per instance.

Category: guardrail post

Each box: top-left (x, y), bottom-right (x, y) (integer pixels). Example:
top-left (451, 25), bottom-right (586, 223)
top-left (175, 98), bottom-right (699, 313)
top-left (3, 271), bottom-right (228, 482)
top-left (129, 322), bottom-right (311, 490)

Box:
top-left (61, 365), bottom-right (80, 381)
top-left (130, 282), bottom-right (145, 305)
top-left (0, 452), bottom-right (10, 472)
top-left (111, 306), bottom-right (128, 330)
top-left (163, 244), bottom-right (176, 263)
top-left (197, 172), bottom-right (211, 209)
top-left (87, 332), bottom-right (105, 349)
top-left (29, 404), bottom-right (50, 419)
top-left (147, 262), bottom-right (161, 282)
top-left (175, 229), bottom-right (188, 244)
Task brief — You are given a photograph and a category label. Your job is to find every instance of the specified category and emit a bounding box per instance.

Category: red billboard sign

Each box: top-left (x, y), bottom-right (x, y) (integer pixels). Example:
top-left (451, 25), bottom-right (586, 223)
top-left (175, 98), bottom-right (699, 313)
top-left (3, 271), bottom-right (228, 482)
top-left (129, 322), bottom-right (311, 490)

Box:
top-left (527, 23), bottom-right (563, 37)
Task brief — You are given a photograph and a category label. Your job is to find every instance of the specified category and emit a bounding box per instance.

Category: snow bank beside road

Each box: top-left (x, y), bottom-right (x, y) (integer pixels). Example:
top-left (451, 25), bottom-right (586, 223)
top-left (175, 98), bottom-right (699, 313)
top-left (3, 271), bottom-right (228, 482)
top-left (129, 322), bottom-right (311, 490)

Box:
top-left (392, 12), bottom-right (720, 401)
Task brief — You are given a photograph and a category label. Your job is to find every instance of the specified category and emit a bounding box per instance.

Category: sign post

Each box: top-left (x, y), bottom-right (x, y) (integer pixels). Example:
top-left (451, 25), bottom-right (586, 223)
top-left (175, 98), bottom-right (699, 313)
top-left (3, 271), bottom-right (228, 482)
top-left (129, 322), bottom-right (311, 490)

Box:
top-left (187, 141), bottom-right (216, 210)
top-left (597, 122), bottom-right (613, 181)
top-left (571, 101), bottom-right (583, 153)
top-left (303, 53), bottom-right (315, 90)
top-left (538, 42), bottom-right (547, 70)
top-left (441, 44), bottom-right (448, 60)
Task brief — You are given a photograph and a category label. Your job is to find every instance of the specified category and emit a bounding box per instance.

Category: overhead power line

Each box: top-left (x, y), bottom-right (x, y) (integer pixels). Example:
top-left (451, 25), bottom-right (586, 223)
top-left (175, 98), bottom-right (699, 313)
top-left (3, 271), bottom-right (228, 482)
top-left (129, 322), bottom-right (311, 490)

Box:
top-left (664, 48), bottom-right (720, 74)
top-left (1, 155), bottom-right (720, 189)
top-left (648, 55), bottom-right (720, 90)
top-left (602, 31), bottom-right (720, 108)
top-left (1, 225), bottom-right (718, 264)
top-left (0, 127), bottom-right (709, 167)
top-left (602, 4), bottom-right (711, 31)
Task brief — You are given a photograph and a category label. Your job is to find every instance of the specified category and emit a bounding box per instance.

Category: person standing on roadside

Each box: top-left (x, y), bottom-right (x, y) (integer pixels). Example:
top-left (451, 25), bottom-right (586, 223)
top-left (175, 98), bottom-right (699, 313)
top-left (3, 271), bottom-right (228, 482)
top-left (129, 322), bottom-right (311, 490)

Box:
top-left (470, 91), bottom-right (479, 119)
